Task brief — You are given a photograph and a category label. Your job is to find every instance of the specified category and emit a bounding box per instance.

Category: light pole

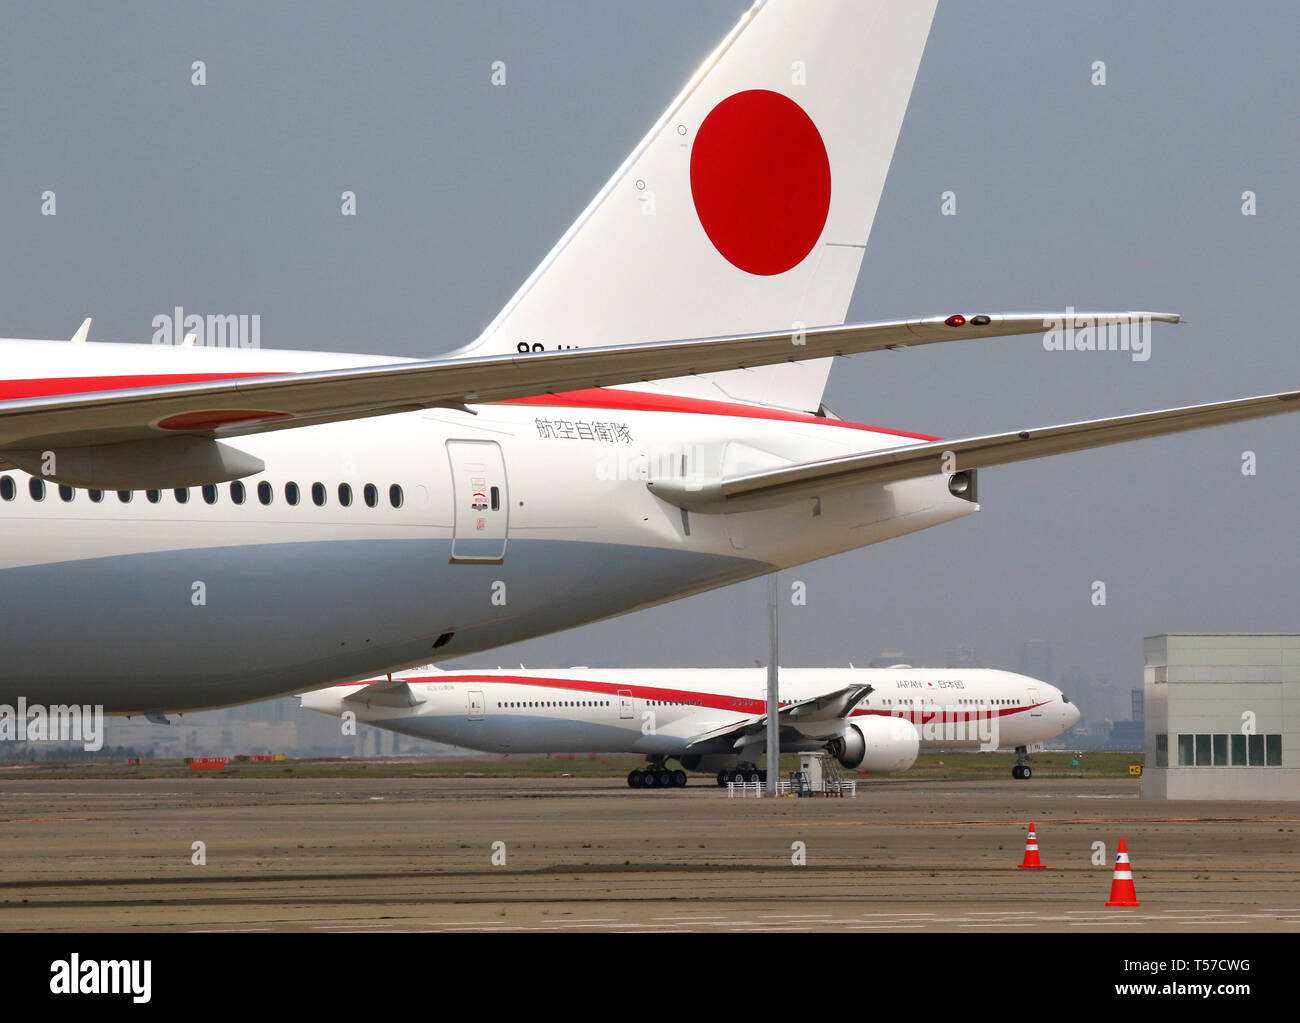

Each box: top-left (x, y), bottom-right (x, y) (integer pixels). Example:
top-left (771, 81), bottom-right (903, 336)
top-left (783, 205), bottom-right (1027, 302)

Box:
top-left (765, 572), bottom-right (780, 795)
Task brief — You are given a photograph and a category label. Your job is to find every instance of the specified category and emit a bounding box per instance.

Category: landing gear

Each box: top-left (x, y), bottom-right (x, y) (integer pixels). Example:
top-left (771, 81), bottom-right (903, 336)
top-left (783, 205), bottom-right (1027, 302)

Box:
top-left (627, 759), bottom-right (688, 789)
top-left (1012, 746), bottom-right (1032, 780)
top-left (714, 763), bottom-right (763, 786)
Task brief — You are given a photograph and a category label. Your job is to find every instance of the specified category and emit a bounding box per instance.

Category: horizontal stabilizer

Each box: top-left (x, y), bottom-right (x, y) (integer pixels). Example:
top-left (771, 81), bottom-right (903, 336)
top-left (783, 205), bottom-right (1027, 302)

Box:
top-left (651, 387), bottom-right (1300, 509)
top-left (342, 679), bottom-right (425, 709)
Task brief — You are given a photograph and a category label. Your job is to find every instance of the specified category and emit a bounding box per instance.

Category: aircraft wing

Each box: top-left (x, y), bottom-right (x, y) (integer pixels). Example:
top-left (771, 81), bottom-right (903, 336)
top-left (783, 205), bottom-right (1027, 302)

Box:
top-left (0, 311), bottom-right (1164, 454)
top-left (685, 684), bottom-right (873, 749)
top-left (650, 389), bottom-right (1300, 510)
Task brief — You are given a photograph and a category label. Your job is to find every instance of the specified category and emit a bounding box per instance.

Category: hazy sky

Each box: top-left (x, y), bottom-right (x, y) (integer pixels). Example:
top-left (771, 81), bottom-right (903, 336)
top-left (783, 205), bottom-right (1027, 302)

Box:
top-left (2, 1), bottom-right (1297, 698)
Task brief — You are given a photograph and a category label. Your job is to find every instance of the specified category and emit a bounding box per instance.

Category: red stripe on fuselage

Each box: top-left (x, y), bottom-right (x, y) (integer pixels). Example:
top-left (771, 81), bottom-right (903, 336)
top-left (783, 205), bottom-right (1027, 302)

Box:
top-left (0, 374), bottom-right (939, 440)
top-left (501, 389), bottom-right (942, 441)
top-left (343, 673), bottom-right (760, 715)
top-left (342, 674), bottom-right (1044, 720)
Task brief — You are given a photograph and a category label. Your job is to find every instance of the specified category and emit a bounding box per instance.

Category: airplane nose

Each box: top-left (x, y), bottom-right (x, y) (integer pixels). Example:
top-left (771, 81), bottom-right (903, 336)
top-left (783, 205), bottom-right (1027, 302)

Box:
top-left (1066, 702), bottom-right (1081, 728)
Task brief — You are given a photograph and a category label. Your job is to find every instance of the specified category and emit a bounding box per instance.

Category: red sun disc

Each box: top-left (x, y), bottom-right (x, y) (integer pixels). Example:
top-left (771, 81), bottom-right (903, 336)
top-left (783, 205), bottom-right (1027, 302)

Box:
top-left (690, 90), bottom-right (831, 276)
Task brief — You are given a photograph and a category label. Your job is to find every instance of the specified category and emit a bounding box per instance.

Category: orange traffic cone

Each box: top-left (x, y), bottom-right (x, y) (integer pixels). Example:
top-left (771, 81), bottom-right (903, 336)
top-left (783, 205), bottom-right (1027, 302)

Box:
top-left (1017, 822), bottom-right (1046, 869)
top-left (1105, 838), bottom-right (1141, 906)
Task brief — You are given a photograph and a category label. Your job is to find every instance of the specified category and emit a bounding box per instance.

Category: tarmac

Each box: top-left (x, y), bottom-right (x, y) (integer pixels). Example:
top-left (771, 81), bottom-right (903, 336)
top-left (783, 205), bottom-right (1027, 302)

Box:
top-left (1, 776), bottom-right (1297, 932)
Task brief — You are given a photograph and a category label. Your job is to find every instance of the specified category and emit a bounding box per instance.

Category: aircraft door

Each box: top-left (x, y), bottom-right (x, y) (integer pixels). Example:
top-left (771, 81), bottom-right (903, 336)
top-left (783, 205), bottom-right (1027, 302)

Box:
top-left (1028, 687), bottom-right (1042, 717)
top-left (618, 690), bottom-right (634, 719)
top-left (447, 440), bottom-right (509, 563)
top-left (468, 690), bottom-right (485, 721)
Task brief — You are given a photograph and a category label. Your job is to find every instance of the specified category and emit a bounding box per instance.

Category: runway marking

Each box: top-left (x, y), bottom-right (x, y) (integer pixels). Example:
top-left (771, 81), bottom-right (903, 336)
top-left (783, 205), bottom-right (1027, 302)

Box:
top-left (1069, 920), bottom-right (1148, 926)
top-left (1034, 920), bottom-right (1170, 930)
top-left (559, 921), bottom-right (641, 927)
top-left (1063, 911), bottom-right (1133, 915)
top-left (845, 924), bottom-right (926, 930)
top-left (779, 817), bottom-right (1300, 828)
top-left (757, 913), bottom-right (835, 919)
top-left (965, 910), bottom-right (1039, 916)
top-left (858, 912), bottom-right (936, 917)
top-left (2, 818), bottom-right (91, 823)
top-left (420, 920), bottom-right (502, 926)
top-left (958, 922), bottom-right (1038, 928)
top-left (543, 920), bottom-right (618, 930)
top-left (650, 920), bottom-right (733, 930)
top-left (1175, 920), bottom-right (1255, 926)
top-left (190, 928), bottom-right (273, 932)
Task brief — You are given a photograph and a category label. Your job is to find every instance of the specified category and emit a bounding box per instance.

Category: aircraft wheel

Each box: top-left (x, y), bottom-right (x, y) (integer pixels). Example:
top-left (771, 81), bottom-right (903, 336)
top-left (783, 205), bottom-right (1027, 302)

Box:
top-left (628, 770), bottom-right (643, 788)
top-left (716, 770), bottom-right (729, 787)
top-left (1021, 765), bottom-right (1032, 780)
top-left (654, 770), bottom-right (669, 787)
top-left (747, 770), bottom-right (762, 785)
top-left (672, 770), bottom-right (687, 788)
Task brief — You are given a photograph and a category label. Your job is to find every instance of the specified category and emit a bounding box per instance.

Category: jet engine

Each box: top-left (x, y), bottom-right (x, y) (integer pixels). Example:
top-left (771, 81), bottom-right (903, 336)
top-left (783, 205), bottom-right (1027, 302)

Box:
top-left (830, 716), bottom-right (919, 772)
top-left (678, 753), bottom-right (742, 773)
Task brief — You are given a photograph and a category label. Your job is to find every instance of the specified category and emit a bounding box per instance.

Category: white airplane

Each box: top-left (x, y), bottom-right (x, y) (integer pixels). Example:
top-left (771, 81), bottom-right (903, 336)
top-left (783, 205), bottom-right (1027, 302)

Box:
top-left (301, 665), bottom-right (1081, 785)
top-left (1, 0), bottom-right (1296, 715)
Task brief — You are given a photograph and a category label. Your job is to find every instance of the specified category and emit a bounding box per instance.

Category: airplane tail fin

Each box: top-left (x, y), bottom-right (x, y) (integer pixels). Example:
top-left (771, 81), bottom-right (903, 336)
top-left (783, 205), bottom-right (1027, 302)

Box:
top-left (459, 0), bottom-right (939, 414)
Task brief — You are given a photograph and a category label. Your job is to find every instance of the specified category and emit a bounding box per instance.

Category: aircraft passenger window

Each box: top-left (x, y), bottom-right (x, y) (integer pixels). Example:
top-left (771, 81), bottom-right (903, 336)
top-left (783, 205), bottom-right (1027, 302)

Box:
top-left (146, 489), bottom-right (161, 504)
top-left (285, 482), bottom-right (300, 506)
top-left (0, 476), bottom-right (13, 501)
top-left (117, 490), bottom-right (132, 503)
top-left (89, 489), bottom-right (103, 503)
top-left (230, 481), bottom-right (246, 505)
top-left (202, 485), bottom-right (218, 505)
top-left (258, 482), bottom-right (273, 505)
top-left (28, 478), bottom-right (44, 501)
top-left (389, 484), bottom-right (403, 508)
top-left (364, 484), bottom-right (378, 508)
top-left (59, 485), bottom-right (75, 502)
top-left (338, 483), bottom-right (353, 507)
top-left (174, 488), bottom-right (189, 504)
top-left (490, 486), bottom-right (500, 511)
top-left (312, 482), bottom-right (326, 507)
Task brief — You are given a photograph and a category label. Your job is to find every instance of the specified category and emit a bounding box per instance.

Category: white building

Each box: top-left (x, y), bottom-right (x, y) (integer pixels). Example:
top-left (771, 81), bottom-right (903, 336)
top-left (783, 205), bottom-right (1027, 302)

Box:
top-left (1141, 634), bottom-right (1298, 800)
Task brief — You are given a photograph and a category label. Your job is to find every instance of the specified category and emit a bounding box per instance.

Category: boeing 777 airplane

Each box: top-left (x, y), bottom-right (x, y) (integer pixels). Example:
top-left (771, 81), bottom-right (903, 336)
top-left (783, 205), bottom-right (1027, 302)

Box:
top-left (1, 0), bottom-right (1295, 715)
top-left (301, 665), bottom-right (1081, 784)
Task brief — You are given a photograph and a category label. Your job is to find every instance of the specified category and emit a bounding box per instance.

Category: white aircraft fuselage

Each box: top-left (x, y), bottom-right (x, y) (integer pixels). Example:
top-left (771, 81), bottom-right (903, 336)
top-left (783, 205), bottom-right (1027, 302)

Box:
top-left (0, 340), bottom-right (971, 713)
top-left (302, 666), bottom-right (1079, 777)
